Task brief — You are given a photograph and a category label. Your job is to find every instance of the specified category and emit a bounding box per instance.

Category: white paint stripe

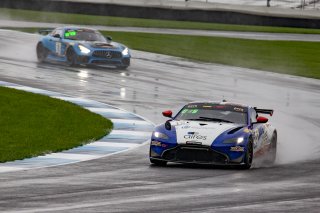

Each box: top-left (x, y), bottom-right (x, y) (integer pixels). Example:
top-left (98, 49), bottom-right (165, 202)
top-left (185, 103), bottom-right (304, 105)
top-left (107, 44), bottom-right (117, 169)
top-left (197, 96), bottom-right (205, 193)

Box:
top-left (6, 85), bottom-right (60, 95)
top-left (109, 130), bottom-right (151, 137)
top-left (111, 119), bottom-right (151, 125)
top-left (90, 141), bottom-right (139, 148)
top-left (53, 96), bottom-right (104, 104)
top-left (0, 167), bottom-right (25, 173)
top-left (86, 107), bottom-right (129, 114)
top-left (38, 153), bottom-right (100, 161)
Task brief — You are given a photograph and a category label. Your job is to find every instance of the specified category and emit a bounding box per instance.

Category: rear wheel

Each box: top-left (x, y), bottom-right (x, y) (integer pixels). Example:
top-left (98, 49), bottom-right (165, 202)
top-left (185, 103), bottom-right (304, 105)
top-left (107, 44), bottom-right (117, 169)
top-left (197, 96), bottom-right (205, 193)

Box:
top-left (36, 42), bottom-right (48, 63)
top-left (266, 132), bottom-right (277, 165)
top-left (240, 138), bottom-right (253, 169)
top-left (150, 158), bottom-right (167, 166)
top-left (66, 47), bottom-right (77, 66)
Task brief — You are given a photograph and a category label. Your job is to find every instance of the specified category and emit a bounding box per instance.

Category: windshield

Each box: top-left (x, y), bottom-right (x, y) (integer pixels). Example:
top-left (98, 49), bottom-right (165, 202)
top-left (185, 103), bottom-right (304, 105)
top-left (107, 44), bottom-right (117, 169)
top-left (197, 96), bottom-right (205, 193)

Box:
top-left (64, 29), bottom-right (106, 42)
top-left (175, 103), bottom-right (248, 124)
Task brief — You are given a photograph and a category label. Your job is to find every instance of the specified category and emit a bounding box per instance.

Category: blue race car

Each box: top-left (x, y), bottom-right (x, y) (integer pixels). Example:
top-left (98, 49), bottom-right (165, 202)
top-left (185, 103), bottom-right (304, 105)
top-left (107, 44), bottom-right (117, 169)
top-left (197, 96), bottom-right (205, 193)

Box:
top-left (149, 101), bottom-right (277, 169)
top-left (36, 27), bottom-right (131, 69)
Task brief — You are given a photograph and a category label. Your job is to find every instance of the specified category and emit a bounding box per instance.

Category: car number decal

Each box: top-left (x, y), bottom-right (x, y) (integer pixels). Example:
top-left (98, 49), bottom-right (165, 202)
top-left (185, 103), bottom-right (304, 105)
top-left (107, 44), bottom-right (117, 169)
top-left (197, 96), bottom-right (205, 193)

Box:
top-left (55, 42), bottom-right (62, 56)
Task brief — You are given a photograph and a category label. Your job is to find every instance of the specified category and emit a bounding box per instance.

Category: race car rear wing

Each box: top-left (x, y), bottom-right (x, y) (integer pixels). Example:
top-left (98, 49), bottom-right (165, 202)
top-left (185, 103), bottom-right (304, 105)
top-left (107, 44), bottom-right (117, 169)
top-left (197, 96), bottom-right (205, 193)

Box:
top-left (38, 29), bottom-right (54, 35)
top-left (254, 107), bottom-right (274, 116)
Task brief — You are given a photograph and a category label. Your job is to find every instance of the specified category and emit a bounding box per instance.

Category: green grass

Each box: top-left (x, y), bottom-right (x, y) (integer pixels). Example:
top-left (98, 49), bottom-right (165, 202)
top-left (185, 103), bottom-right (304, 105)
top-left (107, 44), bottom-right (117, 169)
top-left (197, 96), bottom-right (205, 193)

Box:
top-left (1, 7), bottom-right (320, 34)
top-left (107, 31), bottom-right (320, 79)
top-left (0, 87), bottom-right (112, 162)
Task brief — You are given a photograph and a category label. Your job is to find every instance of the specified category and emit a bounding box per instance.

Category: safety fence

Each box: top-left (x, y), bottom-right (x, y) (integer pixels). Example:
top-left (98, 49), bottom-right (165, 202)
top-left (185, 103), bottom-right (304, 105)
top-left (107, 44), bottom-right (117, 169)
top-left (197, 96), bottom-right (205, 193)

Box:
top-left (177, 0), bottom-right (320, 10)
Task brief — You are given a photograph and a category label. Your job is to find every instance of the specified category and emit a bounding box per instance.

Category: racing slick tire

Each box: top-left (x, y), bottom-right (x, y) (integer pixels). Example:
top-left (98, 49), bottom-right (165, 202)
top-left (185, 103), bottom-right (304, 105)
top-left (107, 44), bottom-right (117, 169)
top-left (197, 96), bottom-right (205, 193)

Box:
top-left (240, 138), bottom-right (253, 170)
top-left (150, 158), bottom-right (167, 167)
top-left (266, 132), bottom-right (277, 165)
top-left (36, 42), bottom-right (49, 63)
top-left (66, 47), bottom-right (77, 66)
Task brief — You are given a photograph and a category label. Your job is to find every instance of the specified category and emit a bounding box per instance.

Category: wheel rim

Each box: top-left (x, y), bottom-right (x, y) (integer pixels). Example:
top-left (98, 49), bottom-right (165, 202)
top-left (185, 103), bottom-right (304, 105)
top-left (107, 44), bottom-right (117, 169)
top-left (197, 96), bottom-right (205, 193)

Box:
top-left (67, 49), bottom-right (75, 65)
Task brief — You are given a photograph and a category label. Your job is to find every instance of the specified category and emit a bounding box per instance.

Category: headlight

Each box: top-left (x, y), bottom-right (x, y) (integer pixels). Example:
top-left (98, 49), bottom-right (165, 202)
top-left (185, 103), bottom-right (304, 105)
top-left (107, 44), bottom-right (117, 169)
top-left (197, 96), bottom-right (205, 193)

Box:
top-left (122, 47), bottom-right (129, 56)
top-left (223, 137), bottom-right (244, 144)
top-left (79, 45), bottom-right (91, 54)
top-left (153, 132), bottom-right (169, 139)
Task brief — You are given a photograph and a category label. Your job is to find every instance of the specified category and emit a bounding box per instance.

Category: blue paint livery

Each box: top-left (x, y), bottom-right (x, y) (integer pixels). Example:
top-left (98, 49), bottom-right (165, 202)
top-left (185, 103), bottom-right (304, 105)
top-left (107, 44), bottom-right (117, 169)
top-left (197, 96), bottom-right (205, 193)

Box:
top-left (36, 26), bottom-right (131, 68)
top-left (149, 101), bottom-right (277, 169)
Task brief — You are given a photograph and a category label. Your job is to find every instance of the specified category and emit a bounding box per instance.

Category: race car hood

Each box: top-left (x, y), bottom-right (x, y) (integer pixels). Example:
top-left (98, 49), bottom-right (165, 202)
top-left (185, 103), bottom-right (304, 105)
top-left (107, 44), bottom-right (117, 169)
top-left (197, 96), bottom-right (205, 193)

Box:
top-left (79, 41), bottom-right (123, 50)
top-left (171, 120), bottom-right (239, 146)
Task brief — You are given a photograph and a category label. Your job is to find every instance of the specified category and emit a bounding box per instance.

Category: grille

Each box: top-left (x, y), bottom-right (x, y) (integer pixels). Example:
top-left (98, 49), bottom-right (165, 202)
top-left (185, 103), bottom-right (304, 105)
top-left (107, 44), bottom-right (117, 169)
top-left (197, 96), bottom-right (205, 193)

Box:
top-left (91, 60), bottom-right (121, 65)
top-left (162, 145), bottom-right (227, 164)
top-left (92, 50), bottom-right (122, 59)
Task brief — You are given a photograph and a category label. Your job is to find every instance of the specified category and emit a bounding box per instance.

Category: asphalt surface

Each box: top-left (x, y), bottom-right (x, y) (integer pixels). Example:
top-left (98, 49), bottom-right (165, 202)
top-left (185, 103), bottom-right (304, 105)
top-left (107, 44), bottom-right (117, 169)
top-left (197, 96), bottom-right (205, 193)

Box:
top-left (1, 20), bottom-right (320, 41)
top-left (0, 30), bottom-right (320, 212)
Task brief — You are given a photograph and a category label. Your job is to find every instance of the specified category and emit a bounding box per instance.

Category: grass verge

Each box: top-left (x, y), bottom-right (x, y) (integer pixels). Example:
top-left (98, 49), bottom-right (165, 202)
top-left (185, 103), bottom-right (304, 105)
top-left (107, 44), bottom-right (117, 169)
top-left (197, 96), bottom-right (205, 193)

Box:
top-left (1, 8), bottom-right (320, 34)
top-left (0, 87), bottom-right (112, 163)
top-left (111, 31), bottom-right (320, 79)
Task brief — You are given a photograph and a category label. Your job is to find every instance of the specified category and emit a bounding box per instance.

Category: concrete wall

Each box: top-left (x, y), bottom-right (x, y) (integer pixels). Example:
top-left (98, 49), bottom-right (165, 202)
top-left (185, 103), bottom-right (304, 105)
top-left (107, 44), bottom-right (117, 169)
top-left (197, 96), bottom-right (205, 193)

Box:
top-left (1, 0), bottom-right (320, 28)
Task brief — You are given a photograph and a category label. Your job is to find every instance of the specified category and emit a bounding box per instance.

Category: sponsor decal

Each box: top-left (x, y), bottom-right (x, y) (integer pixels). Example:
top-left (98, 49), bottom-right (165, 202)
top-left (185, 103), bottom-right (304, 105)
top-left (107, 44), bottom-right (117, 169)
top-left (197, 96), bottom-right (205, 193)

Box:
top-left (181, 109), bottom-right (198, 114)
top-left (184, 132), bottom-right (207, 140)
top-left (151, 141), bottom-right (168, 148)
top-left (253, 129), bottom-right (259, 142)
top-left (215, 105), bottom-right (225, 109)
top-left (203, 105), bottom-right (212, 108)
top-left (187, 105), bottom-right (198, 108)
top-left (181, 109), bottom-right (189, 114)
top-left (243, 128), bottom-right (251, 133)
top-left (181, 125), bottom-right (190, 129)
top-left (230, 146), bottom-right (245, 152)
top-left (151, 141), bottom-right (161, 146)
top-left (234, 107), bottom-right (244, 112)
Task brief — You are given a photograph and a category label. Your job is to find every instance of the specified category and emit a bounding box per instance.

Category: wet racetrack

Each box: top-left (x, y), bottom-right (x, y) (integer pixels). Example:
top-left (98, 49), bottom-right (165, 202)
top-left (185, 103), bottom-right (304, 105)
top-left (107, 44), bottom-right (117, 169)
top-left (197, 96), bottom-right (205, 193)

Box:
top-left (0, 30), bottom-right (320, 212)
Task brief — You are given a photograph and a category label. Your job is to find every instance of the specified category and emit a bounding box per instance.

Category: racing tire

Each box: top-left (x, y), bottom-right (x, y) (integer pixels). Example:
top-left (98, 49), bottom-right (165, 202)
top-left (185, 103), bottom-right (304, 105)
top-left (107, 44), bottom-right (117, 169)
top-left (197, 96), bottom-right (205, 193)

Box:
top-left (240, 138), bottom-right (253, 170)
top-left (36, 42), bottom-right (49, 63)
top-left (150, 158), bottom-right (167, 167)
top-left (66, 47), bottom-right (77, 66)
top-left (266, 132), bottom-right (277, 165)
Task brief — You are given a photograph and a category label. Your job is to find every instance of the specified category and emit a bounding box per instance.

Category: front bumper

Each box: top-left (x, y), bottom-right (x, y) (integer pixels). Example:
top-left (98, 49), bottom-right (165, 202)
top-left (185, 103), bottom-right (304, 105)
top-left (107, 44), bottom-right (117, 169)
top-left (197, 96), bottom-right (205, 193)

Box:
top-left (150, 144), bottom-right (245, 165)
top-left (76, 49), bottom-right (131, 67)
top-left (76, 56), bottom-right (130, 66)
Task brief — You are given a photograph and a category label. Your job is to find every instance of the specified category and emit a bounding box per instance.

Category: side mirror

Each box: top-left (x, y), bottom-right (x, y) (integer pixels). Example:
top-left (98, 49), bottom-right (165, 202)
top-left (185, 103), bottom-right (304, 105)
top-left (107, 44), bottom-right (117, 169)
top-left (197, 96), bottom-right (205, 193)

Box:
top-left (53, 34), bottom-right (61, 39)
top-left (162, 110), bottom-right (172, 118)
top-left (256, 116), bottom-right (268, 123)
top-left (106, 36), bottom-right (112, 41)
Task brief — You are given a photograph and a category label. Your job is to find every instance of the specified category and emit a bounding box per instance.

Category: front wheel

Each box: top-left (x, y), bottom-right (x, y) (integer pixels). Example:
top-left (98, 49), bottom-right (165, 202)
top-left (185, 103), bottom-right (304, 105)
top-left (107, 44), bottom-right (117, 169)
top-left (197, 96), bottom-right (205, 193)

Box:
top-left (66, 48), bottom-right (77, 66)
top-left (150, 158), bottom-right (167, 166)
top-left (36, 42), bottom-right (48, 63)
top-left (240, 139), bottom-right (253, 169)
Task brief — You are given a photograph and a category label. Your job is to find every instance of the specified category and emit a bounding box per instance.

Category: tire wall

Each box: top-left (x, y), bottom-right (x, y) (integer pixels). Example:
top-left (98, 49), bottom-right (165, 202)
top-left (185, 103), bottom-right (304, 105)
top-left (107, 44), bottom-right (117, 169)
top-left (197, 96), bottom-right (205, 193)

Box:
top-left (1, 0), bottom-right (320, 28)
